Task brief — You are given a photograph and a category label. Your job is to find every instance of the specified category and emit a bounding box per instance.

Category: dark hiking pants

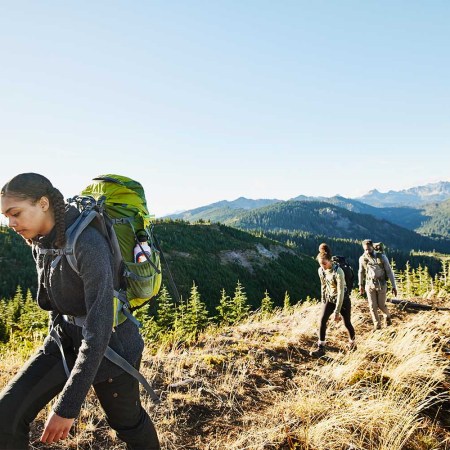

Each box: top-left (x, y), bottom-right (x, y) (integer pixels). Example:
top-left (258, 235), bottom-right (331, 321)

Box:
top-left (319, 296), bottom-right (355, 342)
top-left (0, 347), bottom-right (160, 450)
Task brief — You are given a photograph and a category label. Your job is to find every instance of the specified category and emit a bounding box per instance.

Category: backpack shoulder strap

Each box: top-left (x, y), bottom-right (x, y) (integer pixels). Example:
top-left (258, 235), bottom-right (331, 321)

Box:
top-left (64, 209), bottom-right (106, 274)
top-left (49, 209), bottom-right (110, 275)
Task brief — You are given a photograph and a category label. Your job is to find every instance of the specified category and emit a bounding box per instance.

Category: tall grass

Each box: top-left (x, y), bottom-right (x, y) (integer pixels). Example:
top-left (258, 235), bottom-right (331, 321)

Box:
top-left (1, 299), bottom-right (449, 449)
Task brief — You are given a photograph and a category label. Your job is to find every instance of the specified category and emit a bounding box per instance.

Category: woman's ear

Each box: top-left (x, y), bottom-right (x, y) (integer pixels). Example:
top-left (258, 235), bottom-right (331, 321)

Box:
top-left (39, 196), bottom-right (50, 212)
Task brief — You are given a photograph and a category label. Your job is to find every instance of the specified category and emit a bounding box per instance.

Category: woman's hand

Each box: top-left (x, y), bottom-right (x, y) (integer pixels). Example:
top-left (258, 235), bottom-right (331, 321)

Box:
top-left (41, 411), bottom-right (74, 443)
top-left (334, 312), bottom-right (341, 322)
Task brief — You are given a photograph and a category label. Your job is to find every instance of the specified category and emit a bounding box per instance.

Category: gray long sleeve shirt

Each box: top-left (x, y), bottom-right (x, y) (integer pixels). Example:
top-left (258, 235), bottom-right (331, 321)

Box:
top-left (32, 206), bottom-right (144, 419)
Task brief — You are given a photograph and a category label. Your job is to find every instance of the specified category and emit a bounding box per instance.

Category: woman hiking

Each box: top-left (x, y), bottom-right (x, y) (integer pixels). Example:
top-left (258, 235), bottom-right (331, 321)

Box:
top-left (310, 243), bottom-right (356, 357)
top-left (0, 173), bottom-right (160, 450)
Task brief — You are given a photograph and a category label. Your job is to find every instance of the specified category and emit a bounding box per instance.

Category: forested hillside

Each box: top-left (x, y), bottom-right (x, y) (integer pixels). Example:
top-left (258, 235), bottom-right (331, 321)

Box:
top-left (0, 222), bottom-right (320, 311)
top-left (228, 201), bottom-right (450, 253)
top-left (264, 229), bottom-right (444, 276)
top-left (166, 185), bottom-right (450, 240)
top-left (0, 226), bottom-right (36, 299)
top-left (152, 221), bottom-right (319, 309)
top-left (166, 197), bottom-right (281, 223)
top-left (417, 199), bottom-right (450, 238)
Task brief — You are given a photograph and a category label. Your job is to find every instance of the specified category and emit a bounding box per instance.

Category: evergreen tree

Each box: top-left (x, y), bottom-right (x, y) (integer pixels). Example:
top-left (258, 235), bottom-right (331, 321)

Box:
top-left (156, 285), bottom-right (176, 330)
top-left (404, 262), bottom-right (413, 297)
top-left (134, 302), bottom-right (160, 342)
top-left (229, 280), bottom-right (250, 324)
top-left (5, 286), bottom-right (25, 333)
top-left (174, 282), bottom-right (209, 340)
top-left (17, 288), bottom-right (47, 337)
top-left (260, 290), bottom-right (274, 316)
top-left (216, 288), bottom-right (233, 325)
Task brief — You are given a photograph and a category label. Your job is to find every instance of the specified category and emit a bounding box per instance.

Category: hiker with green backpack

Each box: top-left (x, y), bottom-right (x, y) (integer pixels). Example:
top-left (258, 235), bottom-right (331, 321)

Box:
top-left (0, 173), bottom-right (161, 450)
top-left (358, 239), bottom-right (397, 331)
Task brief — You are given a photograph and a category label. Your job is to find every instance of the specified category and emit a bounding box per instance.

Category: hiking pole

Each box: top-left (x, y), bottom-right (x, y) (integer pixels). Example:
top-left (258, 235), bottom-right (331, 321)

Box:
top-left (152, 233), bottom-right (182, 304)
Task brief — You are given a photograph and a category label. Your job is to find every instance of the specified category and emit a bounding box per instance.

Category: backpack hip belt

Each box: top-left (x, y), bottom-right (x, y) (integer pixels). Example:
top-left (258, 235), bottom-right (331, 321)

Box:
top-left (52, 314), bottom-right (160, 404)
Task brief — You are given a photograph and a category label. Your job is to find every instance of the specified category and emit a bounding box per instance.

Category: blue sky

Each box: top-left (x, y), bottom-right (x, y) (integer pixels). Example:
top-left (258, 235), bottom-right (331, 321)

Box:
top-left (0, 1), bottom-right (449, 216)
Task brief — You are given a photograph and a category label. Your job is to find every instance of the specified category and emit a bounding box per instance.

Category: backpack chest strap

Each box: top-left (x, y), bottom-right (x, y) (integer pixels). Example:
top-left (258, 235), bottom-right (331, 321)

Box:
top-left (37, 248), bottom-right (74, 256)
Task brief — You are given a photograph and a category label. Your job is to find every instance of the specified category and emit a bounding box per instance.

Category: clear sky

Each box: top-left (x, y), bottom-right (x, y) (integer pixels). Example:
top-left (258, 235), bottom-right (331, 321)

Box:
top-left (0, 1), bottom-right (449, 217)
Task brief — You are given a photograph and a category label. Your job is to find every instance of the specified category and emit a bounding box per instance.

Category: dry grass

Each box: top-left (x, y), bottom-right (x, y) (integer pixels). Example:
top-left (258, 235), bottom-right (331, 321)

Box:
top-left (1, 297), bottom-right (449, 450)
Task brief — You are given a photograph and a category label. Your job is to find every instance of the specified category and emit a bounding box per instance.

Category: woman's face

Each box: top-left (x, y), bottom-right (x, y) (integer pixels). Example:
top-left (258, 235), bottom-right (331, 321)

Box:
top-left (319, 258), bottom-right (332, 270)
top-left (1, 195), bottom-right (54, 240)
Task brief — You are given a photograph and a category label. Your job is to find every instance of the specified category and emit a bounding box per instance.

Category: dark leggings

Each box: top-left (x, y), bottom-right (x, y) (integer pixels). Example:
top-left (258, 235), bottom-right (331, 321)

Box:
top-left (319, 296), bottom-right (355, 342)
top-left (0, 347), bottom-right (160, 450)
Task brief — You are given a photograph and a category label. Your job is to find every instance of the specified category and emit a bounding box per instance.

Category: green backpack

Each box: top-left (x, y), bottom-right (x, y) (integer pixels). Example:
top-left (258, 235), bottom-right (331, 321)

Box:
top-left (42, 175), bottom-right (163, 403)
top-left (60, 174), bottom-right (162, 327)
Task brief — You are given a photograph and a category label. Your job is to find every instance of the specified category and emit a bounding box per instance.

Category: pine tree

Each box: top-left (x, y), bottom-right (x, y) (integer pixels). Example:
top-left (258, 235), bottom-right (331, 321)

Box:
top-left (229, 280), bottom-right (250, 324)
top-left (17, 288), bottom-right (47, 337)
top-left (156, 285), bottom-right (176, 330)
top-left (5, 286), bottom-right (25, 333)
top-left (174, 282), bottom-right (209, 340)
top-left (134, 302), bottom-right (159, 343)
top-left (216, 288), bottom-right (233, 325)
top-left (404, 262), bottom-right (413, 297)
top-left (260, 290), bottom-right (274, 316)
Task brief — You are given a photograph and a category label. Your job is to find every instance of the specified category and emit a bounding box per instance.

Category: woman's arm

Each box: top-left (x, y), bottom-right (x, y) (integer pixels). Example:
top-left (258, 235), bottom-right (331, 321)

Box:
top-left (334, 268), bottom-right (345, 315)
top-left (318, 267), bottom-right (326, 302)
top-left (51, 227), bottom-right (114, 419)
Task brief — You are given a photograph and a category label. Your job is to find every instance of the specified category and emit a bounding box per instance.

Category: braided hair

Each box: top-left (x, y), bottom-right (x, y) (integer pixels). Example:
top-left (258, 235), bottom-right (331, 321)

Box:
top-left (1, 173), bottom-right (66, 247)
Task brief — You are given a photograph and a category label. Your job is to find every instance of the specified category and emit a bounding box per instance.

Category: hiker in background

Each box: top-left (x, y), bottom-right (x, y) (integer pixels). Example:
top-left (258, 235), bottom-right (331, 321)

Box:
top-left (0, 173), bottom-right (160, 450)
top-left (358, 239), bottom-right (398, 331)
top-left (310, 243), bottom-right (356, 357)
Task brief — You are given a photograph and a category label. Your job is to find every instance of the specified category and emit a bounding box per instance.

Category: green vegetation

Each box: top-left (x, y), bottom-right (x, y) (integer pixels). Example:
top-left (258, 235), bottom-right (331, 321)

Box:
top-left (152, 220), bottom-right (320, 309)
top-left (1, 258), bottom-right (449, 348)
top-left (0, 226), bottom-right (36, 299)
top-left (263, 229), bottom-right (444, 277)
top-left (1, 215), bottom-right (449, 348)
top-left (417, 199), bottom-right (450, 238)
top-left (229, 200), bottom-right (450, 253)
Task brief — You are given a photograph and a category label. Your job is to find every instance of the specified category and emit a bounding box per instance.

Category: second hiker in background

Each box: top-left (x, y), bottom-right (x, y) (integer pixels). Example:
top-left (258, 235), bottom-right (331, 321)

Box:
top-left (310, 243), bottom-right (356, 357)
top-left (358, 239), bottom-right (398, 331)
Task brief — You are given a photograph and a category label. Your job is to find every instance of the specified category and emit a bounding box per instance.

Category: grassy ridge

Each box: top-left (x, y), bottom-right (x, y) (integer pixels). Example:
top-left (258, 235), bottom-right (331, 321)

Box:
top-left (1, 297), bottom-right (449, 449)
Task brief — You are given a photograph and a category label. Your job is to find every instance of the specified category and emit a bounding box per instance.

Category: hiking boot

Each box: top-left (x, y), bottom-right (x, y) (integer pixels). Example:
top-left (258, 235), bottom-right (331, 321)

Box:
top-left (347, 341), bottom-right (357, 352)
top-left (385, 317), bottom-right (392, 326)
top-left (310, 345), bottom-right (326, 358)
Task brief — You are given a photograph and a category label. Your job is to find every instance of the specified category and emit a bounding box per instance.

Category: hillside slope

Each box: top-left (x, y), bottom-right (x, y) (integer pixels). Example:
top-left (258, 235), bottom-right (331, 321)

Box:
top-left (165, 197), bottom-right (281, 222)
top-left (227, 200), bottom-right (450, 253)
top-left (0, 222), bottom-right (320, 306)
top-left (153, 221), bottom-right (319, 309)
top-left (3, 296), bottom-right (448, 449)
top-left (417, 199), bottom-right (450, 238)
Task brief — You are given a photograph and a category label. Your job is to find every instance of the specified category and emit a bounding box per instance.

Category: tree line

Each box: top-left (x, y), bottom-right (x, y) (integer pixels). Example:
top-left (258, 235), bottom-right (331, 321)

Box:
top-left (1, 259), bottom-right (449, 347)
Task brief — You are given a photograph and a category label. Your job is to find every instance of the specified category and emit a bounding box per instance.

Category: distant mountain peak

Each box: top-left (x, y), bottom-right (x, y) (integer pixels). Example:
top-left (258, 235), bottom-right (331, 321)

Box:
top-left (357, 181), bottom-right (450, 207)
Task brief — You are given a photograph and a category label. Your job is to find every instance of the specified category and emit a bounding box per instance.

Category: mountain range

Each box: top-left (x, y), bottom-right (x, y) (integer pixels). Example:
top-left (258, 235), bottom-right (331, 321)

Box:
top-left (356, 181), bottom-right (450, 207)
top-left (165, 181), bottom-right (450, 241)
